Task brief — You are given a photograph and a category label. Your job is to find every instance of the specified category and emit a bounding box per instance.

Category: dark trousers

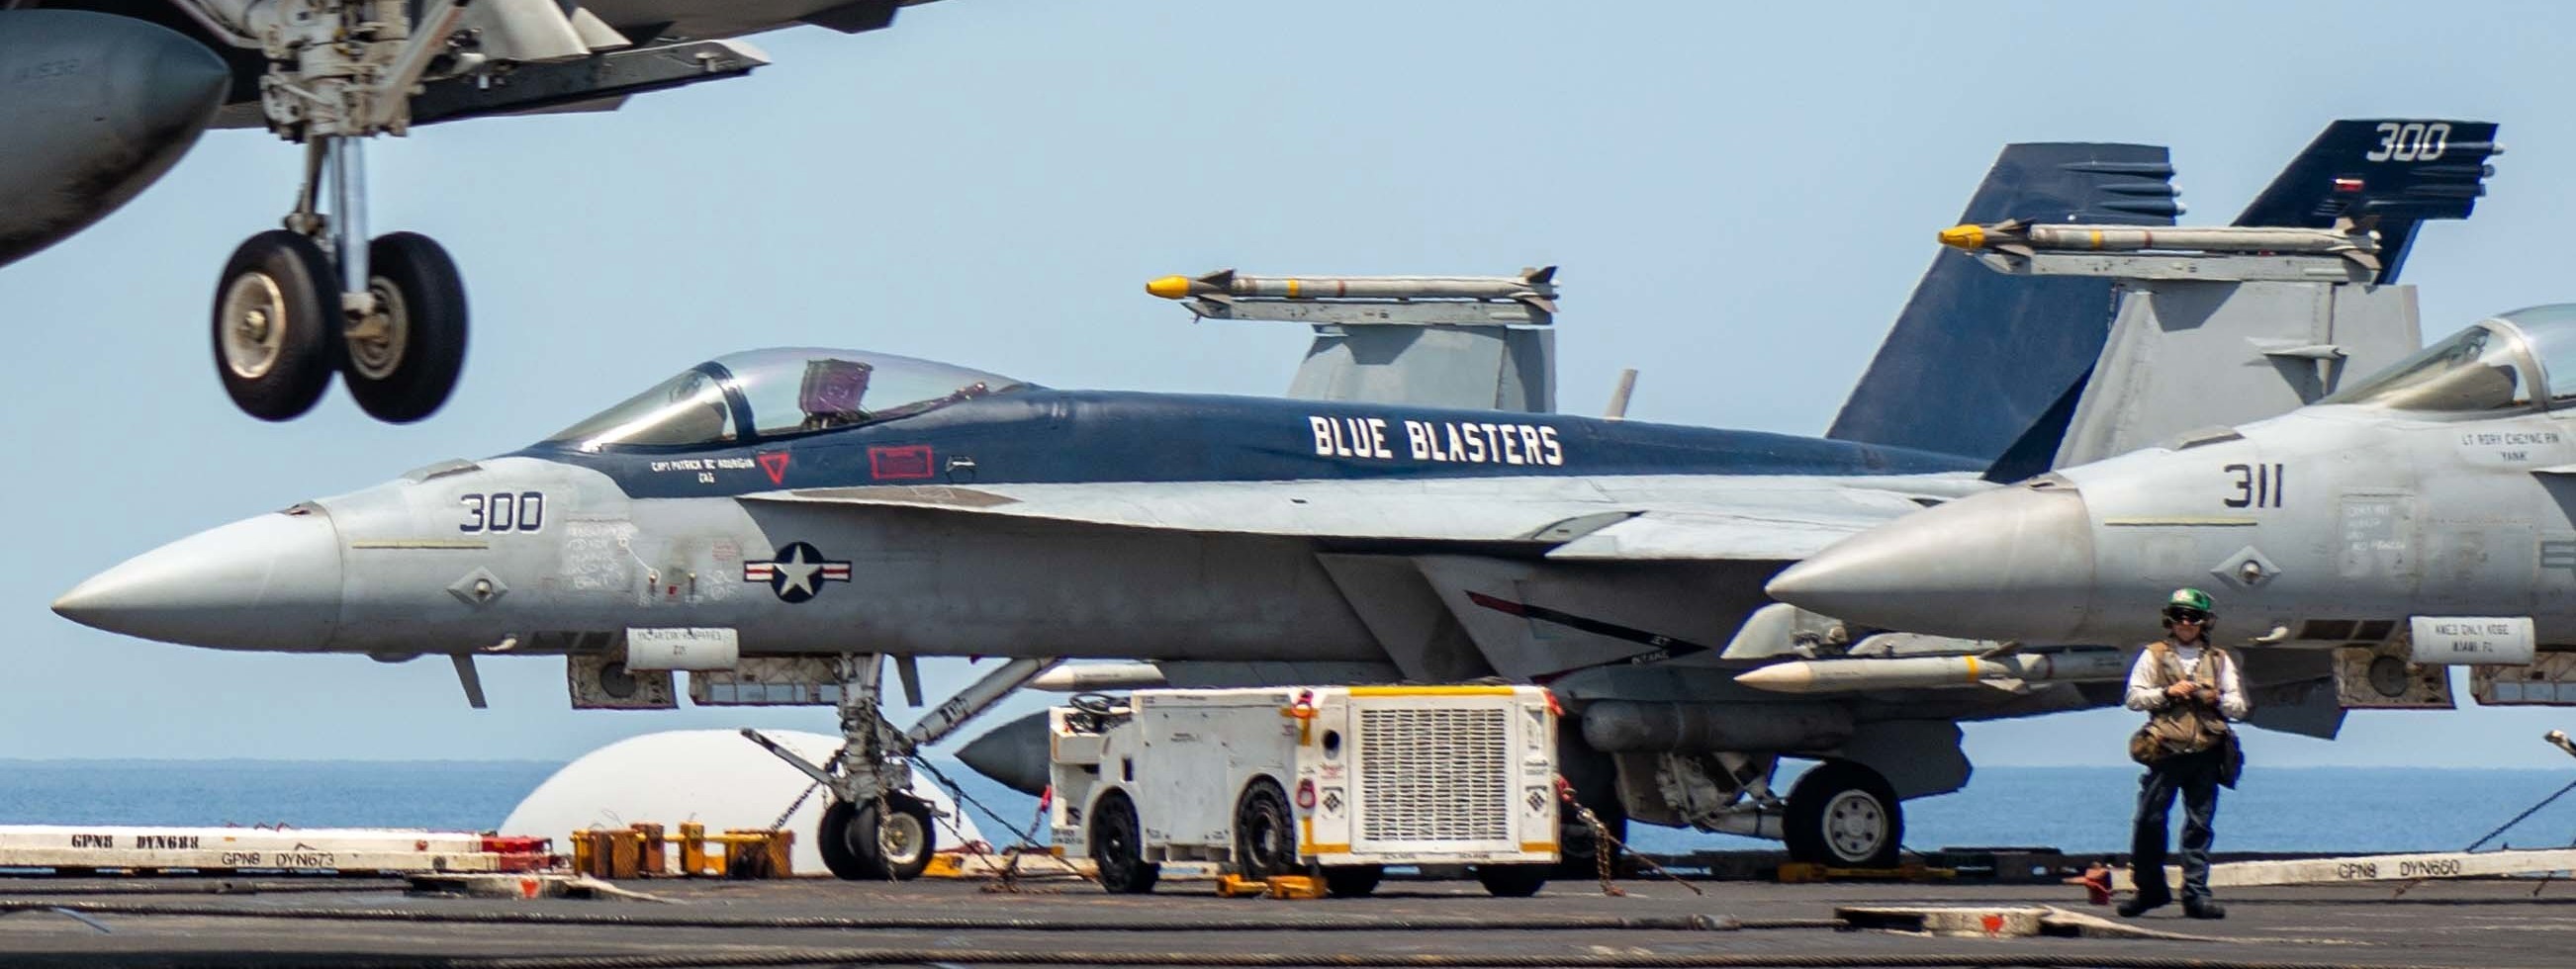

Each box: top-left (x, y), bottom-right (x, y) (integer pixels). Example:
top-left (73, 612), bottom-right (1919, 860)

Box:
top-left (2130, 747), bottom-right (2222, 903)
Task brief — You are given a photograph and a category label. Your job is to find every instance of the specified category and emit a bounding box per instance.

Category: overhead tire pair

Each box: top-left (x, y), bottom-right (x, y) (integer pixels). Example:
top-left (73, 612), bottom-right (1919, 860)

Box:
top-left (212, 230), bottom-right (466, 423)
top-left (815, 795), bottom-right (937, 881)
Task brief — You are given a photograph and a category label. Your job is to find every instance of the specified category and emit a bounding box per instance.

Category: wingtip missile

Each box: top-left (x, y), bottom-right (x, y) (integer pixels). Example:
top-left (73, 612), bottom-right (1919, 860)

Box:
top-left (1144, 275), bottom-right (1194, 300)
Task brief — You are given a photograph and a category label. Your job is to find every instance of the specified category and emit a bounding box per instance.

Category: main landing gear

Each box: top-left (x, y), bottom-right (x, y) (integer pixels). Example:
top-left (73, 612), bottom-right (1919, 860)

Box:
top-left (746, 654), bottom-right (1058, 881)
top-left (215, 138), bottom-right (466, 423)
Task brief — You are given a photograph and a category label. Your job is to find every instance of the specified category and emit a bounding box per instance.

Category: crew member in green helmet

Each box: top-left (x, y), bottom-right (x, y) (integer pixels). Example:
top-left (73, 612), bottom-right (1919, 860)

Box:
top-left (2118, 587), bottom-right (2247, 920)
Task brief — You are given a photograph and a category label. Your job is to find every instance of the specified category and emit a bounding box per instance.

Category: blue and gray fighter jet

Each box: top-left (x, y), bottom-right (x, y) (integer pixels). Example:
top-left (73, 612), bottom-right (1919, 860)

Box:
top-left (3, 1), bottom-right (939, 423)
top-left (52, 121), bottom-right (2488, 881)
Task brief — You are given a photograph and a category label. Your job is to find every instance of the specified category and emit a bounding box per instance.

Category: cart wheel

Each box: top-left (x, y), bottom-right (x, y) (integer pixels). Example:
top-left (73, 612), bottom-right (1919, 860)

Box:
top-left (1322, 864), bottom-right (1383, 898)
top-left (1233, 777), bottom-right (1303, 881)
top-left (1476, 863), bottom-right (1549, 898)
top-left (1091, 791), bottom-right (1159, 894)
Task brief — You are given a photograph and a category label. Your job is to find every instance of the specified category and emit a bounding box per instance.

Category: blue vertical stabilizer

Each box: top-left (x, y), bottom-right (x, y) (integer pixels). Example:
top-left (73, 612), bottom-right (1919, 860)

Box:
top-left (1824, 143), bottom-right (2178, 463)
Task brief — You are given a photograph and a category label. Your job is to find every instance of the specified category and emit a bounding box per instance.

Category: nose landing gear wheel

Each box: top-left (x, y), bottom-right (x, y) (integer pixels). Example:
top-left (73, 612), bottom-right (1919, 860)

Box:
top-left (816, 794), bottom-right (937, 881)
top-left (341, 231), bottom-right (467, 423)
top-left (212, 231), bottom-right (335, 421)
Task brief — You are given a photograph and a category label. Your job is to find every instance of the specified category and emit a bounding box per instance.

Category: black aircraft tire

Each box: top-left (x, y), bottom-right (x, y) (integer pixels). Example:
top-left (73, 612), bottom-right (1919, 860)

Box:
top-left (211, 230), bottom-right (335, 421)
top-left (1091, 791), bottom-right (1159, 894)
top-left (1784, 759), bottom-right (1904, 869)
top-left (1476, 863), bottom-right (1549, 898)
top-left (1321, 864), bottom-right (1384, 898)
top-left (1233, 777), bottom-right (1305, 882)
top-left (342, 231), bottom-right (467, 423)
top-left (816, 801), bottom-right (867, 880)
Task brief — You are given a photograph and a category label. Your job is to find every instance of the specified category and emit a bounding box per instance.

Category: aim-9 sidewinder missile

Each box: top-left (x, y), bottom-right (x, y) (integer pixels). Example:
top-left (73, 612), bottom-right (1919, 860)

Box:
top-left (1938, 218), bottom-right (2382, 271)
top-left (1733, 650), bottom-right (2130, 694)
top-left (1147, 267), bottom-right (1559, 311)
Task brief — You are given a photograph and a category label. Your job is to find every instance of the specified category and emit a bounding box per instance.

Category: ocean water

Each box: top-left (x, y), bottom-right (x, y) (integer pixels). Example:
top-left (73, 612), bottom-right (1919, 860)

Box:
top-left (5, 760), bottom-right (2574, 858)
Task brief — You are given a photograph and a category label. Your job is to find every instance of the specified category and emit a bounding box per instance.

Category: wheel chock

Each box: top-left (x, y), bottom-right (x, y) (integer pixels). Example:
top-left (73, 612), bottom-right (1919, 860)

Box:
top-left (1265, 875), bottom-right (1326, 900)
top-left (1217, 874), bottom-right (1269, 898)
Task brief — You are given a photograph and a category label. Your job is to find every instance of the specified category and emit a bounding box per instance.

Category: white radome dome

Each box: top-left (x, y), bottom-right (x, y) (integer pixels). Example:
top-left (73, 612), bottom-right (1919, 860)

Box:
top-left (501, 730), bottom-right (983, 876)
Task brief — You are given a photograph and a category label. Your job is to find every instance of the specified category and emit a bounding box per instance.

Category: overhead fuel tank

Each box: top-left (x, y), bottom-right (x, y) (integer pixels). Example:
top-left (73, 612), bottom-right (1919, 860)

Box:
top-left (0, 11), bottom-right (230, 267)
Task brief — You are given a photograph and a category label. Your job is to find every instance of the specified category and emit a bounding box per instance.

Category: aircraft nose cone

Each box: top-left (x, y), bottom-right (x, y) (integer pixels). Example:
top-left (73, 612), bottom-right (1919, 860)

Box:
top-left (54, 509), bottom-right (342, 652)
top-left (1767, 485), bottom-right (2096, 643)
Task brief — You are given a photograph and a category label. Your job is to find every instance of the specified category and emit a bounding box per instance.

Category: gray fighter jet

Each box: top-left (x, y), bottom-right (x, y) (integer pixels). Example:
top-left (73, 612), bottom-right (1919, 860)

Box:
top-left (1, 1), bottom-right (937, 423)
top-left (1770, 302), bottom-right (2576, 725)
top-left (50, 122), bottom-right (2486, 880)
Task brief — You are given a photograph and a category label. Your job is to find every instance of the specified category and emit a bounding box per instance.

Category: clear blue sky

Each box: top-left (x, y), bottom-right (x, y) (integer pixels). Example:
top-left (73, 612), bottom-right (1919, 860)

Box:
top-left (5, 0), bottom-right (2575, 768)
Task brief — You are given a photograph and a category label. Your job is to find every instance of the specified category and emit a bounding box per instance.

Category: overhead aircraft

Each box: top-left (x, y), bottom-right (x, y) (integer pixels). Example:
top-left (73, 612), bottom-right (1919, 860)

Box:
top-left (48, 120), bottom-right (2488, 880)
top-left (0, 1), bottom-right (939, 423)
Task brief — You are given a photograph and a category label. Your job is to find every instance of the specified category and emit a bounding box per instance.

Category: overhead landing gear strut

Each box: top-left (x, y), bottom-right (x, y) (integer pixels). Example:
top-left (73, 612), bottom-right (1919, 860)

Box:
top-left (745, 654), bottom-right (1058, 881)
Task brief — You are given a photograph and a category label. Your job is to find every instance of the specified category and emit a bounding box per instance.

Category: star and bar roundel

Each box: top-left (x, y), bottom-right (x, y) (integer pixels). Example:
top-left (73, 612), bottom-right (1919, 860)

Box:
top-left (742, 542), bottom-right (852, 603)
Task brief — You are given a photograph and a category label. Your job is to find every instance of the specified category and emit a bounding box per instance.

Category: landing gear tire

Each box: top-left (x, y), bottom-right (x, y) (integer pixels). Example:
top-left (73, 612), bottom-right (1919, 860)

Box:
top-left (816, 794), bottom-right (937, 881)
top-left (816, 801), bottom-right (865, 880)
top-left (213, 230), bottom-right (336, 421)
top-left (1475, 863), bottom-right (1549, 898)
top-left (1233, 777), bottom-right (1305, 881)
top-left (1785, 759), bottom-right (1903, 869)
top-left (1321, 865), bottom-right (1383, 898)
top-left (1092, 791), bottom-right (1159, 894)
top-left (341, 231), bottom-right (467, 423)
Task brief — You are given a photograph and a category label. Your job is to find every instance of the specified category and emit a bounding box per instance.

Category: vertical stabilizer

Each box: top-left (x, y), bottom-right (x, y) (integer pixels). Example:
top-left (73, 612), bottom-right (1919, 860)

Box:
top-left (2234, 120), bottom-right (2501, 283)
top-left (1824, 143), bottom-right (2179, 462)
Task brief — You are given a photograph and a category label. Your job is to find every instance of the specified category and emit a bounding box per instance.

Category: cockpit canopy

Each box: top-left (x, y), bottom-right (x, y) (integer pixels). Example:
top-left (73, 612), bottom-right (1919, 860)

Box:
top-left (2322, 305), bottom-right (2576, 414)
top-left (543, 348), bottom-right (1030, 452)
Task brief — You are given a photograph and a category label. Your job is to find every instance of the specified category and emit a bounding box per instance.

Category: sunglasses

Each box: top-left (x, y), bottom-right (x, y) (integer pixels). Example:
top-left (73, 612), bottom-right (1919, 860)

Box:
top-left (2165, 611), bottom-right (2209, 624)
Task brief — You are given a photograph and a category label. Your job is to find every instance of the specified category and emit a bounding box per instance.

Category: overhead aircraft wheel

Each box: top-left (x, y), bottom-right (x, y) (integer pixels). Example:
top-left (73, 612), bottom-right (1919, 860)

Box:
top-left (1090, 791), bottom-right (1159, 894)
top-left (212, 230), bottom-right (335, 421)
top-left (1232, 777), bottom-right (1304, 881)
top-left (1475, 863), bottom-right (1549, 898)
top-left (1784, 759), bottom-right (1904, 869)
top-left (815, 801), bottom-right (866, 880)
top-left (341, 231), bottom-right (467, 423)
top-left (1321, 864), bottom-right (1384, 898)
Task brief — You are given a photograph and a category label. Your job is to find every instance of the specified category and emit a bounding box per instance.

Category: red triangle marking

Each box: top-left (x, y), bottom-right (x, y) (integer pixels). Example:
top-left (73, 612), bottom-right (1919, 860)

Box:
top-left (757, 452), bottom-right (790, 485)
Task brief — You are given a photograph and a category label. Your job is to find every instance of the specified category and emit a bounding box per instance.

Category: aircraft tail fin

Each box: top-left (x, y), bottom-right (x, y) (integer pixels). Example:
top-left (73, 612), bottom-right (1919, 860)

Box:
top-left (2233, 120), bottom-right (2501, 283)
top-left (1824, 143), bottom-right (2179, 463)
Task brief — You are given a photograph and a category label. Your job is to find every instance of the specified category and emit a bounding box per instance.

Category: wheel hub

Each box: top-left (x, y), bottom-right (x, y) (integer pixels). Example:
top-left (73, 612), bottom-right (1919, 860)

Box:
top-left (345, 278), bottom-right (410, 381)
top-left (220, 272), bottom-right (290, 380)
top-left (1822, 790), bottom-right (1888, 861)
top-left (877, 809), bottom-right (927, 866)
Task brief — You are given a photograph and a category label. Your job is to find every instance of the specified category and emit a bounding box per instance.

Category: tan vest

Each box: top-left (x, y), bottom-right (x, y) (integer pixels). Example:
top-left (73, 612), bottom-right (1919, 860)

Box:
top-left (2139, 640), bottom-right (2234, 756)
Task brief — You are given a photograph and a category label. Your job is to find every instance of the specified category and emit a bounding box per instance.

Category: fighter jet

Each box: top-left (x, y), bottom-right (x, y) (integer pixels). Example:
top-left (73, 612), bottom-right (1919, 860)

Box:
top-left (50, 121), bottom-right (2486, 879)
top-left (1769, 303), bottom-right (2576, 716)
top-left (1, 1), bottom-right (939, 424)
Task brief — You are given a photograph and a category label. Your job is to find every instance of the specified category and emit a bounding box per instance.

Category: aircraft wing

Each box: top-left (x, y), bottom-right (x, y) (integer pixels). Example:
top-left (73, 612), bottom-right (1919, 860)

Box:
top-left (740, 475), bottom-right (1978, 562)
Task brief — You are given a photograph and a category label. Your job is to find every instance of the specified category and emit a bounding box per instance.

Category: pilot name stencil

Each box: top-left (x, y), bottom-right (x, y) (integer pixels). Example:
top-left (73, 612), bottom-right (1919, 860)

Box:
top-left (1308, 415), bottom-right (1564, 467)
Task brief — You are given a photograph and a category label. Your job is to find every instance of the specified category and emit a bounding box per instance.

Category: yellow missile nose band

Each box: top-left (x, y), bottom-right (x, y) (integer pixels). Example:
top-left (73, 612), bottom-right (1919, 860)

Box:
top-left (1144, 275), bottom-right (1193, 300)
top-left (1937, 224), bottom-right (1985, 249)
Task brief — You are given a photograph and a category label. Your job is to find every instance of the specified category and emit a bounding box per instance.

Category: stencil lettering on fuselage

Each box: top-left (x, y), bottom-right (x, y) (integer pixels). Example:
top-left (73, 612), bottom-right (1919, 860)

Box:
top-left (1306, 415), bottom-right (1563, 467)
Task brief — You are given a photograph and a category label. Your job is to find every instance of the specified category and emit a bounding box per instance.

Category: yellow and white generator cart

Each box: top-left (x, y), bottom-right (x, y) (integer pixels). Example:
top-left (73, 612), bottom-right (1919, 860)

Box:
top-left (1050, 685), bottom-right (1560, 898)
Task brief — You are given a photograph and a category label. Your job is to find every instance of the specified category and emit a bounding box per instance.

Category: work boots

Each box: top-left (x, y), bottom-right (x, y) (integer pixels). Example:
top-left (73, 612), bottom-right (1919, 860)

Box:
top-left (2183, 900), bottom-right (2227, 920)
top-left (2115, 892), bottom-right (2170, 918)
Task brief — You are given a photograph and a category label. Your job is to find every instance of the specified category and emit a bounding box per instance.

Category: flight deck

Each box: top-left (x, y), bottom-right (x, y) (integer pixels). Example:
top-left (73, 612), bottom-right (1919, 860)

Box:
top-left (0, 872), bottom-right (2567, 968)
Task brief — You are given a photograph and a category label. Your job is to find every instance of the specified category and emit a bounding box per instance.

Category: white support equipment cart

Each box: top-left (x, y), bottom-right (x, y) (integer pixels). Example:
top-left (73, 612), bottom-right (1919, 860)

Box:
top-left (1051, 685), bottom-right (1561, 897)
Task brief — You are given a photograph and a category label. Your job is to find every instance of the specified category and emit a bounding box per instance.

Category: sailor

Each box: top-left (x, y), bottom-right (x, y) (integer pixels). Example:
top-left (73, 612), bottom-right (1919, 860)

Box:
top-left (2118, 587), bottom-right (2247, 920)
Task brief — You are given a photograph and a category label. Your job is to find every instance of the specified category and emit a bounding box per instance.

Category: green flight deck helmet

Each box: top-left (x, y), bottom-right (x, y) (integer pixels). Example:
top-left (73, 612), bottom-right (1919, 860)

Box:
top-left (2163, 587), bottom-right (2216, 627)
